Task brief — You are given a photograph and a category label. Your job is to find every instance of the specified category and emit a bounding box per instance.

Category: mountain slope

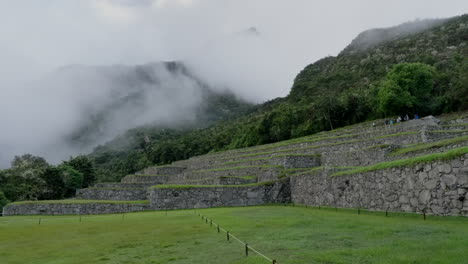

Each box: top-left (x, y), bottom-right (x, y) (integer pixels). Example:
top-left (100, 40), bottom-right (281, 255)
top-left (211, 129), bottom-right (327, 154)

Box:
top-left (89, 14), bottom-right (468, 182)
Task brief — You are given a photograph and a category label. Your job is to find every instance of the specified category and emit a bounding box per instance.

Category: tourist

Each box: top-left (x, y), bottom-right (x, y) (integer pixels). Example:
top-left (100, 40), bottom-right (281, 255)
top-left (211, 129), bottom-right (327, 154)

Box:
top-left (404, 114), bottom-right (409, 121)
top-left (396, 116), bottom-right (402, 123)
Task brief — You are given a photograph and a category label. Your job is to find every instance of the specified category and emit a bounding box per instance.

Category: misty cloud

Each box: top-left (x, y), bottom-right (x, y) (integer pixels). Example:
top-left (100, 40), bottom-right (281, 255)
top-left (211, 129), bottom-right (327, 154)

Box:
top-left (0, 0), bottom-right (467, 167)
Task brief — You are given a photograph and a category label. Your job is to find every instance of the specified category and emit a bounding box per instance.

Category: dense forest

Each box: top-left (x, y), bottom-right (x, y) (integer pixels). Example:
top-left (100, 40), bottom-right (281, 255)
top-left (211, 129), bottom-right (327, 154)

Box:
top-left (1, 14), bottom-right (467, 210)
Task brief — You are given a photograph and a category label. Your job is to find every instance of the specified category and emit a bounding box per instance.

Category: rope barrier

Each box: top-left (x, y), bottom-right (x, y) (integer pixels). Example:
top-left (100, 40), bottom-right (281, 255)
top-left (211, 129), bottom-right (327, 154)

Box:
top-left (195, 211), bottom-right (276, 263)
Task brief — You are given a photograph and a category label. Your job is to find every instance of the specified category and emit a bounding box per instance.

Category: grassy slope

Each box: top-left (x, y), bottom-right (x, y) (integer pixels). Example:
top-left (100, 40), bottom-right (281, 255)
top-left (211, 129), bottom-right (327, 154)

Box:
top-left (1, 206), bottom-right (467, 264)
top-left (333, 146), bottom-right (468, 176)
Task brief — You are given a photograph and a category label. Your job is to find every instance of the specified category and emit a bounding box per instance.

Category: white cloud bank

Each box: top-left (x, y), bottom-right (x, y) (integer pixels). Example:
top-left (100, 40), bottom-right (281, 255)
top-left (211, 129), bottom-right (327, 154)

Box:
top-left (0, 0), bottom-right (466, 166)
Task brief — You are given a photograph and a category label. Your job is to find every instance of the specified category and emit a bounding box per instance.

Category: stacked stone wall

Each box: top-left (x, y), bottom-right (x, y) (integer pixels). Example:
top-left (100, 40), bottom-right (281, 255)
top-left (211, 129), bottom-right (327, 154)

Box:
top-left (291, 155), bottom-right (468, 216)
top-left (76, 188), bottom-right (147, 201)
top-left (149, 180), bottom-right (290, 210)
top-left (3, 203), bottom-right (149, 215)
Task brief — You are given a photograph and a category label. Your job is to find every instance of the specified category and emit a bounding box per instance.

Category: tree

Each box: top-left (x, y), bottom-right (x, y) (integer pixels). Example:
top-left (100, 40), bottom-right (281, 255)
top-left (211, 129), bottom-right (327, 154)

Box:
top-left (0, 191), bottom-right (10, 213)
top-left (64, 156), bottom-right (96, 188)
top-left (40, 167), bottom-right (66, 200)
top-left (58, 165), bottom-right (83, 197)
top-left (1, 154), bottom-right (49, 201)
top-left (376, 63), bottom-right (436, 116)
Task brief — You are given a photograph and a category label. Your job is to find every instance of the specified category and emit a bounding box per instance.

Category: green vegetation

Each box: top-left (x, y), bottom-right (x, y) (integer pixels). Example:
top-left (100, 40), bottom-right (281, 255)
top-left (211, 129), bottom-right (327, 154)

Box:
top-left (0, 191), bottom-right (9, 212)
top-left (333, 146), bottom-right (468, 176)
top-left (442, 123), bottom-right (468, 127)
top-left (7, 199), bottom-right (149, 205)
top-left (87, 15), bottom-right (468, 182)
top-left (428, 129), bottom-right (468, 133)
top-left (375, 63), bottom-right (436, 116)
top-left (391, 135), bottom-right (468, 155)
top-left (0, 154), bottom-right (96, 206)
top-left (1, 206), bottom-right (467, 263)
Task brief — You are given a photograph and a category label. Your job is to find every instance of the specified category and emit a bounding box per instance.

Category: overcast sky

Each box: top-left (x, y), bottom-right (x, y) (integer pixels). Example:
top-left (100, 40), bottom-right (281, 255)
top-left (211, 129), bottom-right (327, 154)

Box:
top-left (0, 0), bottom-right (466, 166)
top-left (1, 0), bottom-right (467, 100)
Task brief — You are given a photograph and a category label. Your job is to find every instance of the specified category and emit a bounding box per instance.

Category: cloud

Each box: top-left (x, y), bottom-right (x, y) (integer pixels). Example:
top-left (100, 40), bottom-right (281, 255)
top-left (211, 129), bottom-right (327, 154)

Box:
top-left (0, 0), bottom-right (467, 166)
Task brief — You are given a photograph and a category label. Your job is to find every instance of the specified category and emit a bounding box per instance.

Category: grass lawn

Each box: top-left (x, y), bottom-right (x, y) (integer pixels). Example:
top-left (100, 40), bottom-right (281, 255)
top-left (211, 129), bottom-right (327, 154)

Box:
top-left (1, 205), bottom-right (467, 264)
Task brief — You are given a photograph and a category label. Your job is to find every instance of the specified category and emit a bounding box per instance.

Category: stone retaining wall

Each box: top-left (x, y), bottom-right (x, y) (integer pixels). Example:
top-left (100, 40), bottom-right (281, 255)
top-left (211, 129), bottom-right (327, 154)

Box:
top-left (76, 188), bottom-right (148, 201)
top-left (291, 155), bottom-right (468, 216)
top-left (149, 180), bottom-right (290, 210)
top-left (121, 175), bottom-right (173, 184)
top-left (138, 166), bottom-right (186, 175)
top-left (94, 183), bottom-right (153, 189)
top-left (170, 167), bottom-right (283, 183)
top-left (3, 203), bottom-right (149, 215)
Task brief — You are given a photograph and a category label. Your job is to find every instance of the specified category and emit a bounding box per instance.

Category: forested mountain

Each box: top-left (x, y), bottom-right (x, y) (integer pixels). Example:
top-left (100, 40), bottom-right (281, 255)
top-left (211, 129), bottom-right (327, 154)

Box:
top-left (0, 62), bottom-right (253, 206)
top-left (88, 14), bottom-right (468, 182)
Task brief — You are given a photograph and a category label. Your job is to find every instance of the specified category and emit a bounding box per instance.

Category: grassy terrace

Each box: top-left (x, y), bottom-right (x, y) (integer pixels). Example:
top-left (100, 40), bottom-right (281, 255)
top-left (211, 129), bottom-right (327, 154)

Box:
top-left (131, 174), bottom-right (169, 177)
top-left (391, 135), bottom-right (468, 155)
top-left (220, 131), bottom-right (423, 163)
top-left (87, 187), bottom-right (145, 190)
top-left (223, 154), bottom-right (320, 166)
top-left (168, 176), bottom-right (257, 184)
top-left (427, 129), bottom-right (468, 134)
top-left (6, 200), bottom-right (150, 205)
top-left (332, 146), bottom-right (468, 176)
top-left (1, 206), bottom-right (467, 264)
top-left (193, 165), bottom-right (282, 173)
top-left (151, 181), bottom-right (277, 189)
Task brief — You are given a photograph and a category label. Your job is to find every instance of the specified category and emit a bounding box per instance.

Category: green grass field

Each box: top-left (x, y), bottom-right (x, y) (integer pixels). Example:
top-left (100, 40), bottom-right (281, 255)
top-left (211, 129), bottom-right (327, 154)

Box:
top-left (1, 206), bottom-right (467, 264)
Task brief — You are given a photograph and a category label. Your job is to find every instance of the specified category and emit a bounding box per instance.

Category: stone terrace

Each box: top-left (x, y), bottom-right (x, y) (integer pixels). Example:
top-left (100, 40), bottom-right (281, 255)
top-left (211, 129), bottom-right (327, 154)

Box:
top-left (4, 114), bottom-right (468, 216)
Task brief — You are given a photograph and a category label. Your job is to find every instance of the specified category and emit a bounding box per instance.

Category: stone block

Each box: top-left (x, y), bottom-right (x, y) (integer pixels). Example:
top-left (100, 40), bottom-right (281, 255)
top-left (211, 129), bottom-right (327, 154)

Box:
top-left (438, 164), bottom-right (452, 174)
top-left (418, 190), bottom-right (431, 204)
top-left (441, 174), bottom-right (457, 187)
top-left (423, 179), bottom-right (438, 189)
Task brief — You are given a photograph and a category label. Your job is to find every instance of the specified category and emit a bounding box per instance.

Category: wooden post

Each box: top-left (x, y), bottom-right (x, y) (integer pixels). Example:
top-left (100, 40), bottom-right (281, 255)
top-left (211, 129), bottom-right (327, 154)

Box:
top-left (217, 225), bottom-right (220, 233)
top-left (245, 244), bottom-right (249, 256)
top-left (38, 218), bottom-right (41, 225)
top-left (272, 260), bottom-right (277, 264)
top-left (227, 231), bottom-right (230, 241)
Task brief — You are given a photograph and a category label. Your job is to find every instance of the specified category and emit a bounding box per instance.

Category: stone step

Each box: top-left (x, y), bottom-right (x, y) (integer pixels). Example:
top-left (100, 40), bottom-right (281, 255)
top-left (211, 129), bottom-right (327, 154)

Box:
top-left (76, 188), bottom-right (148, 201)
top-left (138, 166), bottom-right (186, 176)
top-left (94, 182), bottom-right (154, 189)
top-left (187, 166), bottom-right (284, 183)
top-left (169, 176), bottom-right (258, 185)
top-left (121, 174), bottom-right (172, 184)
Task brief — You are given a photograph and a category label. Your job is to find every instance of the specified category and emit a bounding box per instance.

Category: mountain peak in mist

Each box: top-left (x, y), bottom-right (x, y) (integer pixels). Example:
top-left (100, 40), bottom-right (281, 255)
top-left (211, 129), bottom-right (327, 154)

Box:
top-left (342, 18), bottom-right (447, 54)
top-left (241, 26), bottom-right (261, 37)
